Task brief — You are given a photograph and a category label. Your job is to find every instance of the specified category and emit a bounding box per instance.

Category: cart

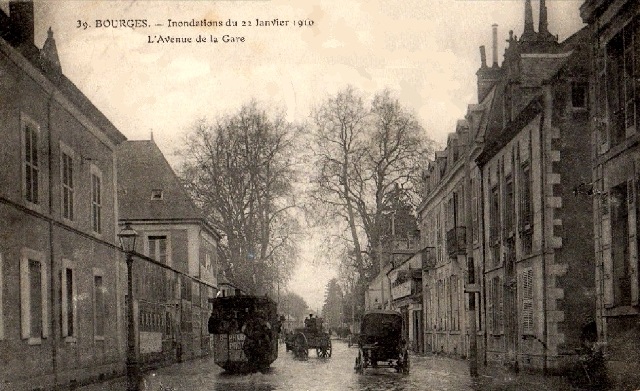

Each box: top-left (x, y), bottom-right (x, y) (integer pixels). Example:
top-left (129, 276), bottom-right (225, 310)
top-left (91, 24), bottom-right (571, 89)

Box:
top-left (291, 315), bottom-right (332, 359)
top-left (354, 310), bottom-right (409, 374)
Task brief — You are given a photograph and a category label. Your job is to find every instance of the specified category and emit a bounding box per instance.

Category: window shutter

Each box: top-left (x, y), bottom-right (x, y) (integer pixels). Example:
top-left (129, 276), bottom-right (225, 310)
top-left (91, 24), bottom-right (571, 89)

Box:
top-left (597, 49), bottom-right (609, 151)
top-left (522, 269), bottom-right (534, 335)
top-left (487, 280), bottom-right (493, 334)
top-left (20, 258), bottom-right (30, 339)
top-left (61, 269), bottom-right (68, 337)
top-left (41, 263), bottom-right (49, 338)
top-left (498, 277), bottom-right (504, 334)
top-left (603, 248), bottom-right (614, 308)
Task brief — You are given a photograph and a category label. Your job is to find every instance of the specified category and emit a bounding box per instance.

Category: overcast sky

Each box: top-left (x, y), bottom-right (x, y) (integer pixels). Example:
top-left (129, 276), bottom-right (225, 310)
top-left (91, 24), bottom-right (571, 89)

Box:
top-left (29, 0), bottom-right (584, 310)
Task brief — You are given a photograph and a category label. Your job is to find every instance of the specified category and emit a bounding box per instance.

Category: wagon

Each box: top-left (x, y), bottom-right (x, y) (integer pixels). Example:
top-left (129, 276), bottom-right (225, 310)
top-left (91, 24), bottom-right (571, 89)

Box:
top-left (290, 315), bottom-right (332, 359)
top-left (354, 310), bottom-right (409, 374)
top-left (207, 295), bottom-right (279, 373)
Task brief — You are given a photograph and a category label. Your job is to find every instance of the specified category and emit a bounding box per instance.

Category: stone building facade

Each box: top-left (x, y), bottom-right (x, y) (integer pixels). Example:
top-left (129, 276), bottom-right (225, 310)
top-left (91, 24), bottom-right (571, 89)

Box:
top-left (0, 3), bottom-right (128, 389)
top-left (476, 0), bottom-right (595, 373)
top-left (117, 140), bottom-right (220, 364)
top-left (420, 122), bottom-right (473, 358)
top-left (581, 0), bottom-right (640, 386)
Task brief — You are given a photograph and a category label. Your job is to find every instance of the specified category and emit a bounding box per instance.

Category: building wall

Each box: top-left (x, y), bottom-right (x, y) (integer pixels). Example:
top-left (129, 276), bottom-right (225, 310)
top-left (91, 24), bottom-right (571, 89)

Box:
top-left (0, 35), bottom-right (123, 389)
top-left (480, 81), bottom-right (594, 372)
top-left (128, 222), bottom-right (218, 365)
top-left (420, 130), bottom-right (469, 358)
top-left (583, 0), bottom-right (640, 385)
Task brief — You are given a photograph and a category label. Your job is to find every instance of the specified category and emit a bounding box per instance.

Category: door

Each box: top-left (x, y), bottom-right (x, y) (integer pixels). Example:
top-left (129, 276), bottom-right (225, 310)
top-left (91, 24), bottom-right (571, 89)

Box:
top-left (414, 310), bottom-right (423, 353)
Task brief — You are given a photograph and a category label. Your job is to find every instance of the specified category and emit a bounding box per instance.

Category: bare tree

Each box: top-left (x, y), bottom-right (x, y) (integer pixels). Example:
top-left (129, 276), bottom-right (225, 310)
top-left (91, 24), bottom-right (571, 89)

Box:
top-left (308, 87), bottom-right (433, 303)
top-left (178, 101), bottom-right (301, 295)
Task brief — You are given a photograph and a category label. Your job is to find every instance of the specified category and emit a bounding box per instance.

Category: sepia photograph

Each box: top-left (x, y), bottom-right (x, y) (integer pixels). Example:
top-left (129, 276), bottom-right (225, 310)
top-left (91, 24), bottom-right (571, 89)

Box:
top-left (0, 0), bottom-right (637, 389)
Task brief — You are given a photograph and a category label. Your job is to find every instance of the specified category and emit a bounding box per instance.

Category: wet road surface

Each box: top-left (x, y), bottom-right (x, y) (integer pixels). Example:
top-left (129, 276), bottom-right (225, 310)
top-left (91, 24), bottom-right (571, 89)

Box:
top-left (80, 340), bottom-right (586, 391)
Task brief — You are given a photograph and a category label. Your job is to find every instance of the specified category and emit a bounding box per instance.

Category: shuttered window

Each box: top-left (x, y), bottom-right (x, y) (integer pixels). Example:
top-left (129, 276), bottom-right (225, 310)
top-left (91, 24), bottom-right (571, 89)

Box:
top-left (521, 268), bottom-right (534, 335)
top-left (20, 250), bottom-right (48, 343)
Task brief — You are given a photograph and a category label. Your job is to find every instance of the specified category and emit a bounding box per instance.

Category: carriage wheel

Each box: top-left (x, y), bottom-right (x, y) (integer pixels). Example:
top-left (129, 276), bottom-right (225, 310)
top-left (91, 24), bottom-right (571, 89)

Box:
top-left (354, 351), bottom-right (363, 373)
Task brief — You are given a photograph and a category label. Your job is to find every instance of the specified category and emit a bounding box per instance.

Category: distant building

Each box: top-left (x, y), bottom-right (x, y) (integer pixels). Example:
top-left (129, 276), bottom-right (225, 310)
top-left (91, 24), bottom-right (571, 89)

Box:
top-left (0, 2), bottom-right (128, 389)
top-left (420, 117), bottom-right (481, 358)
top-left (476, 0), bottom-right (594, 373)
top-left (117, 140), bottom-right (221, 363)
top-left (581, 0), bottom-right (640, 386)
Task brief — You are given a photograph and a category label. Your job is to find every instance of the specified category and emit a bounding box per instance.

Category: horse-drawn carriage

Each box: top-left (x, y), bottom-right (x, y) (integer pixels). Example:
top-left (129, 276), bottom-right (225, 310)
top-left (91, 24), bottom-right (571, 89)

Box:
top-left (288, 315), bottom-right (332, 359)
top-left (354, 310), bottom-right (409, 374)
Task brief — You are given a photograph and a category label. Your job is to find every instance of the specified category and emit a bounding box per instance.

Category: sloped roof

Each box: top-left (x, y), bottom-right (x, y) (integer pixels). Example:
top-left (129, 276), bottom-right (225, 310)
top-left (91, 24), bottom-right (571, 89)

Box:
top-left (117, 140), bottom-right (203, 221)
top-left (0, 11), bottom-right (125, 145)
top-left (519, 52), bottom-right (573, 87)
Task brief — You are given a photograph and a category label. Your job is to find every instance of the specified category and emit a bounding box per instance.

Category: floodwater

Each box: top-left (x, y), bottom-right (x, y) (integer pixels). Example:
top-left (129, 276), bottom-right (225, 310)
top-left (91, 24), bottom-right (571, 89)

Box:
top-left (80, 340), bottom-right (590, 391)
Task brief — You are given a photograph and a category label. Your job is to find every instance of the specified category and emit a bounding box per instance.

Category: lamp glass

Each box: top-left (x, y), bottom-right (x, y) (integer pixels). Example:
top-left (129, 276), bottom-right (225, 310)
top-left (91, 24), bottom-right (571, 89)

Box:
top-left (118, 223), bottom-right (138, 253)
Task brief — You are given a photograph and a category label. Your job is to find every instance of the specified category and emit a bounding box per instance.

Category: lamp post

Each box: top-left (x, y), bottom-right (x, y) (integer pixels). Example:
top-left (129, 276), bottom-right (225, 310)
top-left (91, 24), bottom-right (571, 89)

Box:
top-left (118, 222), bottom-right (139, 391)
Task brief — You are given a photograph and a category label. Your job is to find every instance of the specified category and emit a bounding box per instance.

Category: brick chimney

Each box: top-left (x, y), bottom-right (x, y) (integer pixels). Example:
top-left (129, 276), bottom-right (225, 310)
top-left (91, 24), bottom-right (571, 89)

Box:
top-left (476, 25), bottom-right (502, 102)
top-left (9, 1), bottom-right (34, 46)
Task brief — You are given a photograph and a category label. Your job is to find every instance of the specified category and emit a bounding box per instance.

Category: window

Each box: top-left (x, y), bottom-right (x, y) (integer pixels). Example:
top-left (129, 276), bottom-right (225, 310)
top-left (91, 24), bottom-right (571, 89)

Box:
top-left (504, 175), bottom-right (515, 235)
top-left (93, 271), bottom-right (105, 339)
top-left (148, 235), bottom-right (167, 264)
top-left (61, 146), bottom-right (74, 221)
top-left (151, 189), bottom-right (163, 200)
top-left (490, 276), bottom-right (503, 336)
top-left (471, 178), bottom-right (479, 242)
top-left (450, 275), bottom-right (459, 331)
top-left (490, 184), bottom-right (500, 265)
top-left (611, 182), bottom-right (631, 306)
top-left (20, 249), bottom-right (48, 343)
top-left (571, 81), bottom-right (588, 109)
top-left (606, 17), bottom-right (639, 145)
top-left (61, 261), bottom-right (77, 340)
top-left (520, 268), bottom-right (534, 335)
top-left (22, 116), bottom-right (40, 205)
top-left (91, 166), bottom-right (102, 234)
top-left (0, 253), bottom-right (3, 340)
top-left (519, 163), bottom-right (533, 254)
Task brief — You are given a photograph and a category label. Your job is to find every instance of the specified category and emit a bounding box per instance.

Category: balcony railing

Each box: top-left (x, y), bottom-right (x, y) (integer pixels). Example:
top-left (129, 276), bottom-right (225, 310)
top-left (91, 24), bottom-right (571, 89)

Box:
top-left (391, 237), bottom-right (419, 253)
top-left (446, 226), bottom-right (466, 256)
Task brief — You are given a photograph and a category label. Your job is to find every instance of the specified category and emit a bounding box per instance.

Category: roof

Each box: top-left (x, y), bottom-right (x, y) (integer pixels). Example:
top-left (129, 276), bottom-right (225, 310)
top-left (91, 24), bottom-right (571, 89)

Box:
top-left (117, 140), bottom-right (206, 222)
top-left (476, 95), bottom-right (544, 167)
top-left (475, 27), bottom-right (589, 166)
top-left (0, 10), bottom-right (125, 145)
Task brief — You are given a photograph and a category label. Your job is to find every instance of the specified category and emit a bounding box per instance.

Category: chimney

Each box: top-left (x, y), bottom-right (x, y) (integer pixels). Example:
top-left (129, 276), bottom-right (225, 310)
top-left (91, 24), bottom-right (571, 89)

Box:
top-left (492, 24), bottom-right (498, 67)
top-left (476, 25), bottom-right (502, 103)
top-left (479, 45), bottom-right (487, 68)
top-left (537, 0), bottom-right (557, 42)
top-left (9, 1), bottom-right (34, 46)
top-left (539, 0), bottom-right (548, 35)
top-left (42, 27), bottom-right (61, 72)
top-left (521, 0), bottom-right (536, 41)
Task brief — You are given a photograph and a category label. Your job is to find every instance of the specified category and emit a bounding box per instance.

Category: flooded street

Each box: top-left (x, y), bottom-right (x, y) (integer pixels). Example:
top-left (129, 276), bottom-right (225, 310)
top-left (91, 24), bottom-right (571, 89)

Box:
top-left (80, 340), bottom-right (584, 391)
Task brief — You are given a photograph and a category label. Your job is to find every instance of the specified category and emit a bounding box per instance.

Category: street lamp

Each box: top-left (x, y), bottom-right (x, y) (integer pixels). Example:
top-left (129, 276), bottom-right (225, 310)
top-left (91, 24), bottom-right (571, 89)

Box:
top-left (118, 222), bottom-right (139, 391)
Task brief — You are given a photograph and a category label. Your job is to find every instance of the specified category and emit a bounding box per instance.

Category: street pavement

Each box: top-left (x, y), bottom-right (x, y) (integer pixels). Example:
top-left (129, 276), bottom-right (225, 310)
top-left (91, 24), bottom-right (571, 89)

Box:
top-left (77, 340), bottom-right (594, 391)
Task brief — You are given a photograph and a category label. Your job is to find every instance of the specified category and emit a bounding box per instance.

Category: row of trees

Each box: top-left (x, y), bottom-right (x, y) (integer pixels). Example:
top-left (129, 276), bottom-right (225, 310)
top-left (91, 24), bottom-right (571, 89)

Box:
top-left (308, 87), bottom-right (433, 311)
top-left (177, 87), bottom-right (434, 310)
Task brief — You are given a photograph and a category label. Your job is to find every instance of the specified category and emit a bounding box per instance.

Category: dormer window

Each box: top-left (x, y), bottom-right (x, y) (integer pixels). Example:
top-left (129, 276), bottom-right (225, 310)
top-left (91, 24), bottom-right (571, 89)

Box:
top-left (151, 189), bottom-right (163, 200)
